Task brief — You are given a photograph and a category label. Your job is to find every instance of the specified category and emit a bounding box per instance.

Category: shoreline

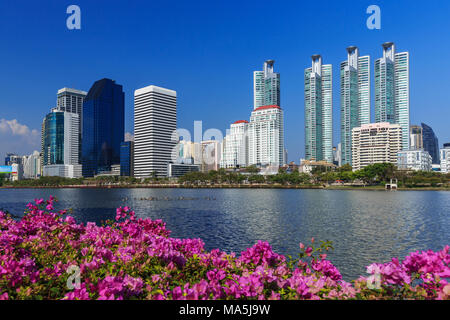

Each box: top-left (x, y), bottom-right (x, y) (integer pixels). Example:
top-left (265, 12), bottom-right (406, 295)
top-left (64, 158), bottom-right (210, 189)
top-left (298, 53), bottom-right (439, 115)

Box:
top-left (1, 184), bottom-right (449, 191)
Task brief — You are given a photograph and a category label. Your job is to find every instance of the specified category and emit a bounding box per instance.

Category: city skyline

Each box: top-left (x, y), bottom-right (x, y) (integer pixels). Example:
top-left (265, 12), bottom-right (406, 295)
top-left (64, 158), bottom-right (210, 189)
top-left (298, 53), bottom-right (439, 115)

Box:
top-left (1, 1), bottom-right (450, 161)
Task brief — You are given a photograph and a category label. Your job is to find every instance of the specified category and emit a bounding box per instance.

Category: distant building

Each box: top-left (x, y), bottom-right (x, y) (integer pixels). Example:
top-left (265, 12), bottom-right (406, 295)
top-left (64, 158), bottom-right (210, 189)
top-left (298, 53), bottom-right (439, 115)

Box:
top-left (374, 42), bottom-right (410, 150)
top-left (42, 110), bottom-right (81, 178)
top-left (304, 55), bottom-right (333, 163)
top-left (201, 140), bottom-right (222, 172)
top-left (421, 123), bottom-right (439, 164)
top-left (299, 159), bottom-right (336, 174)
top-left (440, 145), bottom-right (450, 173)
top-left (221, 120), bottom-right (248, 168)
top-left (168, 163), bottom-right (200, 178)
top-left (134, 85), bottom-right (177, 178)
top-left (351, 122), bottom-right (402, 171)
top-left (81, 78), bottom-right (124, 177)
top-left (397, 149), bottom-right (432, 171)
top-left (22, 151), bottom-right (41, 179)
top-left (120, 141), bottom-right (134, 177)
top-left (254, 60), bottom-right (280, 110)
top-left (410, 125), bottom-right (423, 150)
top-left (248, 105), bottom-right (285, 167)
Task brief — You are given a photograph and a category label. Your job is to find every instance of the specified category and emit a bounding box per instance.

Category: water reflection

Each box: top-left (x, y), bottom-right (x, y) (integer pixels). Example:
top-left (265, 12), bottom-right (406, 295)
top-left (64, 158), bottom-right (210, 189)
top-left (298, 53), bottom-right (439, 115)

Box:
top-left (0, 188), bottom-right (448, 280)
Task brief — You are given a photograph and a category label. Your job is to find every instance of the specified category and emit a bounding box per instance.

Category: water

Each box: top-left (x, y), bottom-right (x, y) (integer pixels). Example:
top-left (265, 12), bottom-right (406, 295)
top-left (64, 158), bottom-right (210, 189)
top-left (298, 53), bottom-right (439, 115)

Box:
top-left (0, 188), bottom-right (449, 281)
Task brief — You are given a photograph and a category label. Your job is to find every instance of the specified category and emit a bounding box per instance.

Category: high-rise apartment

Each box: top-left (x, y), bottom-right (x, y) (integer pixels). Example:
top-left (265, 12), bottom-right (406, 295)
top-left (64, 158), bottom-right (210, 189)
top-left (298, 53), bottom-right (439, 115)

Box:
top-left (254, 60), bottom-right (280, 110)
top-left (304, 55), bottom-right (332, 163)
top-left (134, 85), bottom-right (177, 178)
top-left (56, 88), bottom-right (87, 116)
top-left (248, 105), bottom-right (285, 166)
top-left (351, 122), bottom-right (402, 171)
top-left (81, 78), bottom-right (124, 177)
top-left (221, 120), bottom-right (249, 168)
top-left (440, 145), bottom-right (450, 173)
top-left (340, 46), bottom-right (370, 165)
top-left (375, 42), bottom-right (410, 150)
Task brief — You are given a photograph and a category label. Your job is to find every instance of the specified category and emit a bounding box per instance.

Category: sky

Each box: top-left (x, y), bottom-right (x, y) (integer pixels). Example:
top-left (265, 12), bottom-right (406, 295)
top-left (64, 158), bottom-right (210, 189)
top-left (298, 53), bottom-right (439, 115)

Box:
top-left (0, 0), bottom-right (449, 162)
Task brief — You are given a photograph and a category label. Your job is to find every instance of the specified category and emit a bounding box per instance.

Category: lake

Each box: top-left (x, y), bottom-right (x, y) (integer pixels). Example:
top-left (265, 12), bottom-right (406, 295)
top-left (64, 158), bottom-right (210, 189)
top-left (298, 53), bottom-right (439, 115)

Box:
top-left (0, 188), bottom-right (449, 281)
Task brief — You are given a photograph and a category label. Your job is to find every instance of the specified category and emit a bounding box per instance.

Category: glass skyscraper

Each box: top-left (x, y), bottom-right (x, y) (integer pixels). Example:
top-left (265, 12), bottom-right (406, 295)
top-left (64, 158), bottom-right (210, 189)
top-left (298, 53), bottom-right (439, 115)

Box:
top-left (375, 42), bottom-right (410, 150)
top-left (340, 46), bottom-right (370, 165)
top-left (421, 122), bottom-right (439, 164)
top-left (304, 55), bottom-right (333, 163)
top-left (81, 78), bottom-right (125, 177)
top-left (253, 60), bottom-right (280, 110)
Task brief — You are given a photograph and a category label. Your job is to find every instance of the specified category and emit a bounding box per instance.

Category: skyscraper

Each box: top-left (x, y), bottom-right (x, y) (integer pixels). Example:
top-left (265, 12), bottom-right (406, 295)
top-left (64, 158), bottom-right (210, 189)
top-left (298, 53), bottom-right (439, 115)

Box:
top-left (410, 125), bottom-right (423, 150)
top-left (253, 60), bottom-right (280, 110)
top-left (304, 55), bottom-right (333, 163)
top-left (340, 46), bottom-right (370, 166)
top-left (120, 141), bottom-right (134, 177)
top-left (81, 78), bottom-right (124, 177)
top-left (375, 42), bottom-right (410, 150)
top-left (421, 122), bottom-right (439, 164)
top-left (56, 88), bottom-right (87, 116)
top-left (248, 105), bottom-right (285, 166)
top-left (134, 85), bottom-right (177, 178)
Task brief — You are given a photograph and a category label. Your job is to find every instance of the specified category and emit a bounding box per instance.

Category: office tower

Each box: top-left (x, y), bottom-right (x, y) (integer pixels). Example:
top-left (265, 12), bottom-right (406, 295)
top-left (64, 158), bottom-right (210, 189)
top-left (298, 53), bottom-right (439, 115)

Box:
top-left (254, 60), bottom-right (280, 110)
top-left (81, 78), bottom-right (124, 177)
top-left (351, 122), bottom-right (402, 171)
top-left (134, 85), bottom-right (177, 178)
top-left (56, 88), bottom-right (87, 115)
top-left (410, 125), bottom-right (423, 150)
top-left (421, 123), bottom-right (439, 164)
top-left (4, 153), bottom-right (20, 166)
top-left (375, 42), bottom-right (410, 150)
top-left (397, 150), bottom-right (432, 171)
top-left (340, 46), bottom-right (371, 165)
top-left (200, 140), bottom-right (222, 172)
top-left (42, 110), bottom-right (81, 178)
top-left (440, 144), bottom-right (450, 173)
top-left (248, 105), bottom-right (285, 166)
top-left (304, 55), bottom-right (333, 163)
top-left (120, 141), bottom-right (134, 177)
top-left (221, 120), bottom-right (249, 168)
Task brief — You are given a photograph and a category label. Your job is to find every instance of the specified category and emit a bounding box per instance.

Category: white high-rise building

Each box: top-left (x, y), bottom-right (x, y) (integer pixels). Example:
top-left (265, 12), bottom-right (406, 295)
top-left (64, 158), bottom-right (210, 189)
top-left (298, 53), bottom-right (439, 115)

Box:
top-left (134, 85), bottom-right (177, 178)
top-left (248, 105), bottom-right (285, 167)
top-left (201, 140), bottom-right (222, 172)
top-left (22, 151), bottom-right (41, 179)
top-left (221, 120), bottom-right (249, 168)
top-left (56, 88), bottom-right (87, 116)
top-left (351, 122), bottom-right (402, 171)
top-left (304, 55), bottom-right (333, 163)
top-left (375, 42), bottom-right (410, 150)
top-left (397, 149), bottom-right (432, 171)
top-left (254, 60), bottom-right (280, 110)
top-left (340, 46), bottom-right (371, 166)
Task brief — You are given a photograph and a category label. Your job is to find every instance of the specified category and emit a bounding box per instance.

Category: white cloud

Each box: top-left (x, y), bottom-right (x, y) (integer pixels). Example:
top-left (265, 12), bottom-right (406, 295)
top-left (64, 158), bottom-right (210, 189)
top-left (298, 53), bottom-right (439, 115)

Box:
top-left (0, 119), bottom-right (40, 158)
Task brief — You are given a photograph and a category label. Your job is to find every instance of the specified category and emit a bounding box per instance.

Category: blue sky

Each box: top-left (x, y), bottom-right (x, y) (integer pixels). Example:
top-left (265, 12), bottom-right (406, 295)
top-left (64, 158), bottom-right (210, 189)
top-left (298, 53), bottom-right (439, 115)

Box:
top-left (0, 0), bottom-right (449, 162)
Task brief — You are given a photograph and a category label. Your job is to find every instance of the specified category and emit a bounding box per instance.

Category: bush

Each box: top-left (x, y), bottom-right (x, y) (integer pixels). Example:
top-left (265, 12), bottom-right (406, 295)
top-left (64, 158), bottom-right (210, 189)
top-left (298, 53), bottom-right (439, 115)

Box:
top-left (0, 197), bottom-right (448, 300)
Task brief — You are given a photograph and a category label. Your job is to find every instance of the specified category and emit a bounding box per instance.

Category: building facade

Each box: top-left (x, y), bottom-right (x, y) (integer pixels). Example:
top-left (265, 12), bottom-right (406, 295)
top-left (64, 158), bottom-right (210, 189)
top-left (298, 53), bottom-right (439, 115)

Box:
top-left (397, 149), bottom-right (432, 171)
top-left (56, 88), bottom-right (87, 116)
top-left (421, 123), bottom-right (440, 164)
top-left (410, 125), bottom-right (423, 150)
top-left (254, 60), bottom-right (280, 110)
top-left (134, 85), bottom-right (177, 178)
top-left (340, 46), bottom-right (371, 165)
top-left (304, 55), bottom-right (333, 163)
top-left (248, 105), bottom-right (285, 167)
top-left (374, 42), bottom-right (410, 150)
top-left (120, 141), bottom-right (134, 177)
top-left (81, 78), bottom-right (124, 177)
top-left (440, 146), bottom-right (450, 173)
top-left (221, 120), bottom-right (249, 168)
top-left (351, 122), bottom-right (402, 171)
